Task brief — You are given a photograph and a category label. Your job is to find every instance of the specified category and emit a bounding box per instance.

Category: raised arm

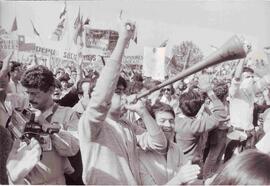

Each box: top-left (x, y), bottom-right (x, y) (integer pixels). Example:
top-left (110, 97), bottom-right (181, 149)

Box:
top-left (125, 99), bottom-right (167, 153)
top-left (78, 21), bottom-right (135, 141)
top-left (189, 90), bottom-right (227, 134)
top-left (230, 59), bottom-right (245, 97)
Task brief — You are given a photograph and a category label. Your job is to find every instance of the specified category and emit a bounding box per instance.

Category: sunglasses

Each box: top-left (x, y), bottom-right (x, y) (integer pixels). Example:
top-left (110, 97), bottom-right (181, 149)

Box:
top-left (162, 88), bottom-right (171, 92)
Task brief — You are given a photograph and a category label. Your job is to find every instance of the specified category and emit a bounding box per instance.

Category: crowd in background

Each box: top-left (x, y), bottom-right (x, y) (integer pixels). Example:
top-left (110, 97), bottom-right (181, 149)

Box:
top-left (1, 20), bottom-right (270, 185)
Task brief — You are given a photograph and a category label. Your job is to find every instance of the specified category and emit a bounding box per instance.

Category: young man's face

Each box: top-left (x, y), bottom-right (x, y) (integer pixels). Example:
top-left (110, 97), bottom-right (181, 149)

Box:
top-left (155, 111), bottom-right (175, 140)
top-left (242, 71), bottom-right (254, 80)
top-left (241, 71), bottom-right (255, 90)
top-left (26, 88), bottom-right (53, 111)
top-left (255, 92), bottom-right (265, 105)
top-left (71, 71), bottom-right (77, 81)
top-left (11, 66), bottom-right (23, 81)
top-left (109, 85), bottom-right (126, 116)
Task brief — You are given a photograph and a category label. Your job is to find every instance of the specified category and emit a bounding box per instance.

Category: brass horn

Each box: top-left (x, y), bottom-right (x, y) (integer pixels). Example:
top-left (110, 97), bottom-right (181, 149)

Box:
top-left (137, 35), bottom-right (248, 99)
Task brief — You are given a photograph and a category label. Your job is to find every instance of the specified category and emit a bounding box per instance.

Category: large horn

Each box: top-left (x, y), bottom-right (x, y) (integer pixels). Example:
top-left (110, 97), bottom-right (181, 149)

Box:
top-left (137, 35), bottom-right (248, 99)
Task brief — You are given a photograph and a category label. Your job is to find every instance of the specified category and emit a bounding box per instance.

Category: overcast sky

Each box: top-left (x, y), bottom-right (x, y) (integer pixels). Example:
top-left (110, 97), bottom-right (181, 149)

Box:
top-left (0, 0), bottom-right (269, 58)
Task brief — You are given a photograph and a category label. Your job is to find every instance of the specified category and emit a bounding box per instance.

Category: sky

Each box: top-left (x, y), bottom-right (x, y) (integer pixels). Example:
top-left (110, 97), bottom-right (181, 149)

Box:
top-left (0, 0), bottom-right (269, 58)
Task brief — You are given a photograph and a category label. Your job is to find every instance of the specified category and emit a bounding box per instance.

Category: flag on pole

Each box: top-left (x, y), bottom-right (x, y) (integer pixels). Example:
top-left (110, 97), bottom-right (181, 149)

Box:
top-left (51, 18), bottom-right (66, 41)
top-left (74, 7), bottom-right (80, 29)
top-left (73, 14), bottom-right (84, 46)
top-left (78, 16), bottom-right (83, 37)
top-left (84, 17), bottom-right (90, 25)
top-left (133, 24), bottom-right (137, 44)
top-left (160, 39), bottom-right (168, 47)
top-left (59, 1), bottom-right (67, 19)
top-left (11, 17), bottom-right (18, 32)
top-left (50, 1), bottom-right (67, 41)
top-left (78, 16), bottom-right (84, 47)
top-left (30, 20), bottom-right (40, 36)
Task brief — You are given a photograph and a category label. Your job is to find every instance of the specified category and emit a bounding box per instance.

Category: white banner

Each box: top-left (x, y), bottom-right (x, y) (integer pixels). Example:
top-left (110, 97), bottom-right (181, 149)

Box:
top-left (143, 47), bottom-right (166, 81)
top-left (0, 33), bottom-right (19, 60)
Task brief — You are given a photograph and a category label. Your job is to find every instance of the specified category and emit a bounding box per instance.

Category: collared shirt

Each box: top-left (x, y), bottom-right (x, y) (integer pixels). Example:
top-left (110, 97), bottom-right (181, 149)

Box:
top-left (25, 103), bottom-right (79, 185)
top-left (139, 141), bottom-right (186, 185)
top-left (229, 79), bottom-right (255, 130)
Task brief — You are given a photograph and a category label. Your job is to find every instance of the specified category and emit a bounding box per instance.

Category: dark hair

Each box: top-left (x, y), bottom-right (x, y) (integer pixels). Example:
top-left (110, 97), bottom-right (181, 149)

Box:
top-left (133, 73), bottom-right (143, 82)
top-left (58, 73), bottom-right (70, 82)
top-left (21, 65), bottom-right (55, 92)
top-left (56, 68), bottom-right (64, 75)
top-left (77, 77), bottom-right (97, 97)
top-left (150, 101), bottom-right (175, 119)
top-left (211, 150), bottom-right (270, 185)
top-left (213, 81), bottom-right (228, 101)
top-left (243, 67), bottom-right (254, 74)
top-left (179, 89), bottom-right (204, 117)
top-left (117, 76), bottom-right (127, 90)
top-left (10, 61), bottom-right (22, 72)
top-left (178, 80), bottom-right (187, 92)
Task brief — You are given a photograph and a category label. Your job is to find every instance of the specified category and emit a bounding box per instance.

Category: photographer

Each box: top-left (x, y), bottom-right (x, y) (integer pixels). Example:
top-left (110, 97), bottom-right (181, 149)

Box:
top-left (20, 65), bottom-right (80, 184)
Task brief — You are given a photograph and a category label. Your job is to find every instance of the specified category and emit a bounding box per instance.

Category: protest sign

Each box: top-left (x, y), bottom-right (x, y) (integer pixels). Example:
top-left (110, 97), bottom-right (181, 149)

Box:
top-left (122, 55), bottom-right (143, 65)
top-left (35, 45), bottom-right (57, 56)
top-left (143, 47), bottom-right (166, 81)
top-left (0, 33), bottom-right (19, 60)
top-left (83, 27), bottom-right (119, 56)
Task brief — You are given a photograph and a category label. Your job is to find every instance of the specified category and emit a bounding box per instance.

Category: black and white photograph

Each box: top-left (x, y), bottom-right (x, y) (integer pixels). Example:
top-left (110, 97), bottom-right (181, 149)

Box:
top-left (1, 0), bottom-right (270, 185)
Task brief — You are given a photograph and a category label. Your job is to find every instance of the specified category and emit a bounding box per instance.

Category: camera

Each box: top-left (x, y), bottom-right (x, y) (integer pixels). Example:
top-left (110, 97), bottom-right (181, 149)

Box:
top-left (8, 108), bottom-right (60, 151)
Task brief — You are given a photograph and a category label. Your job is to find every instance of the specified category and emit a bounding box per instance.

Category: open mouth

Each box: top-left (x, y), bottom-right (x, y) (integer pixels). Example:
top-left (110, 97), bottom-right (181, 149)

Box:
top-left (161, 126), bottom-right (173, 132)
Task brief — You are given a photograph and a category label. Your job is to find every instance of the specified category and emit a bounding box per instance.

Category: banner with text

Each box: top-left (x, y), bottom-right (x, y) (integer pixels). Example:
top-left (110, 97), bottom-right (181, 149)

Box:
top-left (83, 27), bottom-right (119, 56)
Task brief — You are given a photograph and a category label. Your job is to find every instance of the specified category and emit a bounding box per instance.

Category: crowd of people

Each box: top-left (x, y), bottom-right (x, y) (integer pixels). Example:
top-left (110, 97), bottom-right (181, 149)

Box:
top-left (1, 19), bottom-right (270, 185)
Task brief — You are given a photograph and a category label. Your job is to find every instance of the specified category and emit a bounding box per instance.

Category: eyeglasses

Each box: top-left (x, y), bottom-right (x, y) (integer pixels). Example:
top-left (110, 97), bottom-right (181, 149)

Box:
top-left (162, 88), bottom-right (171, 92)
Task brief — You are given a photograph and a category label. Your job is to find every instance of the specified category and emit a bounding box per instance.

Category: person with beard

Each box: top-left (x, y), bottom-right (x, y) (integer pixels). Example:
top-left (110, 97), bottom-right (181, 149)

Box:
top-left (225, 60), bottom-right (267, 161)
top-left (137, 101), bottom-right (200, 185)
top-left (78, 21), bottom-right (167, 185)
top-left (20, 65), bottom-right (80, 184)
